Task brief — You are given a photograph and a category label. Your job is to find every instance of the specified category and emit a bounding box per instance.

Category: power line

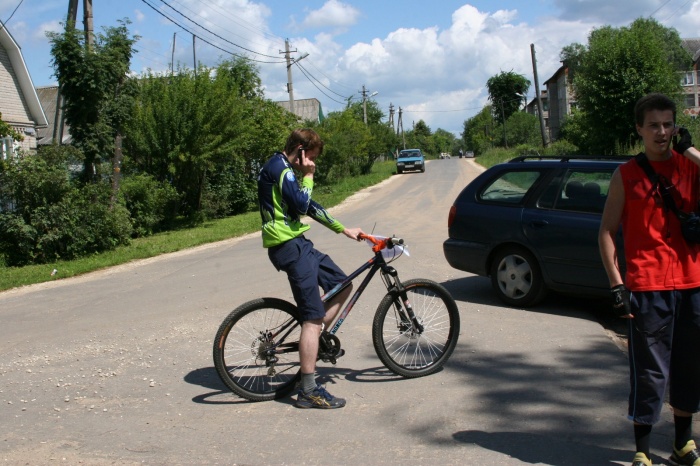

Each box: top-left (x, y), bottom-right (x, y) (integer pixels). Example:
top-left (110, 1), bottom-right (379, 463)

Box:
top-left (661, 0), bottom-right (694, 21)
top-left (649, 0), bottom-right (674, 17)
top-left (139, 0), bottom-right (285, 64)
top-left (303, 58), bottom-right (356, 92)
top-left (294, 61), bottom-right (348, 105)
top-left (0, 0), bottom-right (23, 29)
top-left (178, 0), bottom-right (283, 47)
top-left (296, 61), bottom-right (350, 100)
top-left (157, 0), bottom-right (282, 60)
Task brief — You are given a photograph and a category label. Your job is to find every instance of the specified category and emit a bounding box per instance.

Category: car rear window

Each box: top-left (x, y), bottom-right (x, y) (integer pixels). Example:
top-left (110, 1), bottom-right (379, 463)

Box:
top-left (479, 171), bottom-right (542, 204)
top-left (538, 169), bottom-right (614, 213)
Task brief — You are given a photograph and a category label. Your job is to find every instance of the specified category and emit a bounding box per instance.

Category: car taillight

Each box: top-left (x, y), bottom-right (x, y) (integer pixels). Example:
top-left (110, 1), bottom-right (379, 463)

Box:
top-left (448, 205), bottom-right (456, 227)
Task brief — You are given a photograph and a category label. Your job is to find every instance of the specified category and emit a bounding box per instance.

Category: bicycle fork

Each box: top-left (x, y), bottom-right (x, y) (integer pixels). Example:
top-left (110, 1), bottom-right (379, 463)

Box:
top-left (383, 266), bottom-right (424, 335)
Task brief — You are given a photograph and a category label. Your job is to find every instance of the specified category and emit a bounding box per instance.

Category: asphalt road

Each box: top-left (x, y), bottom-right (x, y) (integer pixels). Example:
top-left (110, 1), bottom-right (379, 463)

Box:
top-left (0, 158), bottom-right (689, 465)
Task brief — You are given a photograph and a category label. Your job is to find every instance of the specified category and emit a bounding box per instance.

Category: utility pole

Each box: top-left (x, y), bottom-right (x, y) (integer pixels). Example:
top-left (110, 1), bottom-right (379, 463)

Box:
top-left (360, 85), bottom-right (378, 125)
top-left (280, 39), bottom-right (308, 118)
top-left (171, 32), bottom-right (176, 75)
top-left (362, 85), bottom-right (368, 125)
top-left (388, 103), bottom-right (395, 132)
top-left (397, 107), bottom-right (405, 149)
top-left (500, 98), bottom-right (507, 148)
top-left (530, 43), bottom-right (549, 148)
top-left (83, 0), bottom-right (93, 49)
top-left (53, 0), bottom-right (80, 144)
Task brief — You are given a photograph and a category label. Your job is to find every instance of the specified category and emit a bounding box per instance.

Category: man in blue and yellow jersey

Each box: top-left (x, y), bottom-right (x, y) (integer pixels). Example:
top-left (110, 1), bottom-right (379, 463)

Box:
top-left (258, 128), bottom-right (364, 409)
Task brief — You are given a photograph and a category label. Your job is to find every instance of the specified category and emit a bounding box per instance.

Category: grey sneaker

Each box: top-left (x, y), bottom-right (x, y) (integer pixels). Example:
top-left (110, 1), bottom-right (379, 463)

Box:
top-left (295, 385), bottom-right (346, 409)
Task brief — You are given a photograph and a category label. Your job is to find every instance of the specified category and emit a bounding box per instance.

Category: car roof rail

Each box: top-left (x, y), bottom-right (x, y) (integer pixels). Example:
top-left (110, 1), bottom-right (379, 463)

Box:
top-left (508, 155), bottom-right (634, 163)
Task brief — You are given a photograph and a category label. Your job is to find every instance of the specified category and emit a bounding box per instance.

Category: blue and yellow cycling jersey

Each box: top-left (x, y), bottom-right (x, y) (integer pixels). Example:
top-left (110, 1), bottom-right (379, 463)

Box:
top-left (257, 152), bottom-right (345, 248)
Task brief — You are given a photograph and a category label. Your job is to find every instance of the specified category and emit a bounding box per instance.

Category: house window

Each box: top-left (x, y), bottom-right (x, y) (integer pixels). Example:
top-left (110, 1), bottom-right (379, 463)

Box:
top-left (685, 93), bottom-right (697, 108)
top-left (682, 71), bottom-right (695, 86)
top-left (1, 137), bottom-right (14, 160)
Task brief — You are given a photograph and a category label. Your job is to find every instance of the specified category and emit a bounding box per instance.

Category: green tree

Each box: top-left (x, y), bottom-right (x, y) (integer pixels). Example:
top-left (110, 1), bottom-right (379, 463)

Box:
top-left (404, 120), bottom-right (433, 155)
top-left (124, 58), bottom-right (295, 218)
top-left (48, 19), bottom-right (138, 182)
top-left (432, 128), bottom-right (456, 155)
top-left (496, 112), bottom-right (541, 147)
top-left (0, 112), bottom-right (23, 142)
top-left (567, 17), bottom-right (690, 153)
top-left (486, 71), bottom-right (531, 124)
top-left (461, 106), bottom-right (495, 155)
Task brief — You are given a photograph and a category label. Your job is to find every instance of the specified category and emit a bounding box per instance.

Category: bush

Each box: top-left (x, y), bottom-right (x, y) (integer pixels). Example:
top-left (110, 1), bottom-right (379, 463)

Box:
top-left (0, 153), bottom-right (133, 266)
top-left (200, 161), bottom-right (257, 219)
top-left (120, 174), bottom-right (180, 237)
top-left (543, 139), bottom-right (581, 156)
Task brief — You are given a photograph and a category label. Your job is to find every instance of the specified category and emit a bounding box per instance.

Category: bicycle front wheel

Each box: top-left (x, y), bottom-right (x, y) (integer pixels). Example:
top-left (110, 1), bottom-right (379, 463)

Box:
top-left (372, 279), bottom-right (460, 378)
top-left (213, 298), bottom-right (302, 402)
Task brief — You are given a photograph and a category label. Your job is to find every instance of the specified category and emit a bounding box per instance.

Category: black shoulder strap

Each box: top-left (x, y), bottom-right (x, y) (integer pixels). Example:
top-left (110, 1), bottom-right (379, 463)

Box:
top-left (635, 152), bottom-right (658, 183)
top-left (635, 152), bottom-right (684, 217)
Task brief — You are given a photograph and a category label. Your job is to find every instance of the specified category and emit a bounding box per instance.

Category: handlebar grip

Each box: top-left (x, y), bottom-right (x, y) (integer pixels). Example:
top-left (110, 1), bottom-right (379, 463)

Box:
top-left (390, 237), bottom-right (404, 245)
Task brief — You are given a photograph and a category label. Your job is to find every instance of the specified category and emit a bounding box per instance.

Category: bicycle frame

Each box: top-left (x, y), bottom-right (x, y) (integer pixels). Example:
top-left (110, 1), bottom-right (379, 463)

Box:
top-left (265, 235), bottom-right (420, 358)
top-left (322, 242), bottom-right (402, 335)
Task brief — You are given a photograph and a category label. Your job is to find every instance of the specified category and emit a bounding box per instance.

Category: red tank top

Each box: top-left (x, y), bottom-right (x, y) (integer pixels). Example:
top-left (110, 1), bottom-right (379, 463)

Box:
top-left (620, 151), bottom-right (700, 290)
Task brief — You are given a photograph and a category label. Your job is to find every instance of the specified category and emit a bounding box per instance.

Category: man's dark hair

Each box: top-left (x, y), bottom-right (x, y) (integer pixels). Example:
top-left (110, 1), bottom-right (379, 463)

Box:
top-left (284, 128), bottom-right (324, 157)
top-left (634, 93), bottom-right (676, 126)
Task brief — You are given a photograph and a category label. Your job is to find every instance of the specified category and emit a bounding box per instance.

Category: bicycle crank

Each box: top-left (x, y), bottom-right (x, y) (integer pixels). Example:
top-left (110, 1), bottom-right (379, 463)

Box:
top-left (318, 331), bottom-right (344, 364)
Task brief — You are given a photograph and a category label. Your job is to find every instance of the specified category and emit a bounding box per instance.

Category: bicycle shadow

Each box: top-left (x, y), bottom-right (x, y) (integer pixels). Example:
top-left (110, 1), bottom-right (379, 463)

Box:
top-left (184, 364), bottom-right (416, 405)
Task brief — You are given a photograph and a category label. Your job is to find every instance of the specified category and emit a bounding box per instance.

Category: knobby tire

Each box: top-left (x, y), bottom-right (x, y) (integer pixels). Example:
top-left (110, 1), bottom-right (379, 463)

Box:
top-left (372, 279), bottom-right (460, 377)
top-left (213, 298), bottom-right (301, 402)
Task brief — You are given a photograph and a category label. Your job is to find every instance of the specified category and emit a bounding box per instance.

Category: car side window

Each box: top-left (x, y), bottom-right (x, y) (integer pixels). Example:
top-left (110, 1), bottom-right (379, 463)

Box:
top-left (479, 171), bottom-right (542, 204)
top-left (542, 169), bottom-right (613, 214)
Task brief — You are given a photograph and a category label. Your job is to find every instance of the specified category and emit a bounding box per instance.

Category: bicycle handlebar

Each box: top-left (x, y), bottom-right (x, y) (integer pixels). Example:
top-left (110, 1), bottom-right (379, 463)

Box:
top-left (358, 233), bottom-right (404, 253)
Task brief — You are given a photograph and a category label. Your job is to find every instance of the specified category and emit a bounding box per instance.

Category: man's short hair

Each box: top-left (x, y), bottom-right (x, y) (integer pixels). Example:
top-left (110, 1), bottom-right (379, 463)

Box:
top-left (284, 128), bottom-right (324, 156)
top-left (634, 93), bottom-right (676, 126)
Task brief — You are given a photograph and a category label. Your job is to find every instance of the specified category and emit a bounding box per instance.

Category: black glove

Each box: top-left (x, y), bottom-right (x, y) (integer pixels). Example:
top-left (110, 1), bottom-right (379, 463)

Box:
top-left (610, 285), bottom-right (631, 317)
top-left (674, 127), bottom-right (694, 154)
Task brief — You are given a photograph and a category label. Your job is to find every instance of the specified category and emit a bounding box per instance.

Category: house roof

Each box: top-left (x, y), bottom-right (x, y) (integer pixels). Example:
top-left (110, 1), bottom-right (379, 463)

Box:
top-left (0, 25), bottom-right (48, 127)
top-left (275, 98), bottom-right (324, 123)
top-left (543, 65), bottom-right (566, 86)
top-left (681, 38), bottom-right (700, 63)
top-left (35, 85), bottom-right (71, 145)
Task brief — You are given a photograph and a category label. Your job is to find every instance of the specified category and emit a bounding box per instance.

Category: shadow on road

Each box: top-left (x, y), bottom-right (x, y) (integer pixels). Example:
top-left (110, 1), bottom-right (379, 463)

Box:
top-left (441, 275), bottom-right (628, 344)
top-left (183, 364), bottom-right (410, 406)
top-left (452, 430), bottom-right (665, 465)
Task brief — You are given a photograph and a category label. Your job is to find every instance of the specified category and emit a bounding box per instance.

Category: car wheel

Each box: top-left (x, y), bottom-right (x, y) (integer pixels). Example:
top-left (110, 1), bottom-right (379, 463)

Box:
top-left (397, 168), bottom-right (403, 174)
top-left (420, 167), bottom-right (425, 173)
top-left (490, 246), bottom-right (546, 307)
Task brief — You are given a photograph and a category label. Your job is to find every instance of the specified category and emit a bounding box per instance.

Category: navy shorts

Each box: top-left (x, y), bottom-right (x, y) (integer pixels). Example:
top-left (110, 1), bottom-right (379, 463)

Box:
top-left (627, 288), bottom-right (700, 424)
top-left (268, 236), bottom-right (347, 322)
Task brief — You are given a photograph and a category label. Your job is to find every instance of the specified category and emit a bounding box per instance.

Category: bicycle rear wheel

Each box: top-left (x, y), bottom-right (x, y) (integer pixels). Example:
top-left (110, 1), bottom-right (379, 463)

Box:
top-left (372, 279), bottom-right (460, 378)
top-left (213, 298), bottom-right (302, 401)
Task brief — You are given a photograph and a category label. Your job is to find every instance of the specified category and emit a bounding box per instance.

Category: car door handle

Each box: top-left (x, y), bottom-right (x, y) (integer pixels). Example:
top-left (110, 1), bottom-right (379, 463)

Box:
top-left (529, 220), bottom-right (549, 228)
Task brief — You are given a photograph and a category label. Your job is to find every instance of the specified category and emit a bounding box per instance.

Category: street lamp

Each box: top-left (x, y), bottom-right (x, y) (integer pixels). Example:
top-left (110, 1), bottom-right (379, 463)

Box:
top-left (362, 85), bottom-right (379, 125)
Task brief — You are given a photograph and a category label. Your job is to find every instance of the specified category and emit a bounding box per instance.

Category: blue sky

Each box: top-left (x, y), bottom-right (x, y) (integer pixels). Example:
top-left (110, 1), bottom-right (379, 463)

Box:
top-left (1, 0), bottom-right (699, 135)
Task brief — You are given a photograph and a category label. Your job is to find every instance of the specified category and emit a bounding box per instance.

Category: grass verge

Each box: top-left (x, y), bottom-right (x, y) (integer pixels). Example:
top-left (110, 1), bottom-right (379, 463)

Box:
top-left (0, 161), bottom-right (397, 292)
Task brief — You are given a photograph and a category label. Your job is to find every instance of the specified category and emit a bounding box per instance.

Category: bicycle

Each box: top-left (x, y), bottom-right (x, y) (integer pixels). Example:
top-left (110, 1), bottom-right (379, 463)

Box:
top-left (213, 233), bottom-right (460, 402)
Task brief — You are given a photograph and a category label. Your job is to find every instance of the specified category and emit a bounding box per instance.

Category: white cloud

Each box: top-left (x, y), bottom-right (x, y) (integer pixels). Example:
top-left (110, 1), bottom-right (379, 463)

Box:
top-left (314, 5), bottom-right (594, 134)
top-left (300, 0), bottom-right (360, 31)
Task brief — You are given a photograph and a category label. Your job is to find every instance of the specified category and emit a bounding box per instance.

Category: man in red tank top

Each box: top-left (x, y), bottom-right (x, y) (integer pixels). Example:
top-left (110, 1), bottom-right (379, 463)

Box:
top-left (599, 93), bottom-right (700, 466)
